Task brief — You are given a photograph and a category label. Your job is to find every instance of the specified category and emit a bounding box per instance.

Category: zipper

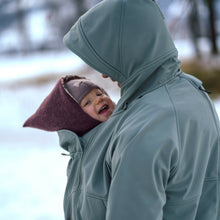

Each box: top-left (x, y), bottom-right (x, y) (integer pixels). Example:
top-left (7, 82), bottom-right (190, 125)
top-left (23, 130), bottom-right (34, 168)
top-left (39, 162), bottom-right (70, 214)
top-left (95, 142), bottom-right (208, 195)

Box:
top-left (71, 131), bottom-right (98, 218)
top-left (77, 128), bottom-right (100, 190)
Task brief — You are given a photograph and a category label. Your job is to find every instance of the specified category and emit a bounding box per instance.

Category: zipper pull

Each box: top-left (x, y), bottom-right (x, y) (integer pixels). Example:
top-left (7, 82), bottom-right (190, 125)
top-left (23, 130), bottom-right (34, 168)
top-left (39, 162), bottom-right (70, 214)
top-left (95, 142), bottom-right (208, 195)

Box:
top-left (199, 86), bottom-right (211, 94)
top-left (61, 153), bottom-right (70, 156)
top-left (123, 102), bottom-right (128, 110)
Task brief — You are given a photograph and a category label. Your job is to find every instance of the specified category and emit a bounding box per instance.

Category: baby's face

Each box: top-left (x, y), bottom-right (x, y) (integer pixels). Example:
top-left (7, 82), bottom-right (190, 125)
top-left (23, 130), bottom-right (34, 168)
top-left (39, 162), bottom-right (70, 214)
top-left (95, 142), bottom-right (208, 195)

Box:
top-left (80, 88), bottom-right (115, 122)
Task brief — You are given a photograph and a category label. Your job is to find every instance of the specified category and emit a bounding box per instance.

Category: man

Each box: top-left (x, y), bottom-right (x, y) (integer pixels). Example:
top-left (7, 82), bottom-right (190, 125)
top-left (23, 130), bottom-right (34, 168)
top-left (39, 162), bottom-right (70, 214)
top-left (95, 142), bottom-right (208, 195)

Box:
top-left (61, 0), bottom-right (220, 219)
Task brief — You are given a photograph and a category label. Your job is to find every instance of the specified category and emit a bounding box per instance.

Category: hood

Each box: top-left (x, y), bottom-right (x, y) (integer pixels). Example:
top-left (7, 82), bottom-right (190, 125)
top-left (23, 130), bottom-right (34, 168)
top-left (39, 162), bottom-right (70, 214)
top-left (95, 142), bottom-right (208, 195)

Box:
top-left (63, 0), bottom-right (180, 108)
top-left (23, 76), bottom-right (101, 136)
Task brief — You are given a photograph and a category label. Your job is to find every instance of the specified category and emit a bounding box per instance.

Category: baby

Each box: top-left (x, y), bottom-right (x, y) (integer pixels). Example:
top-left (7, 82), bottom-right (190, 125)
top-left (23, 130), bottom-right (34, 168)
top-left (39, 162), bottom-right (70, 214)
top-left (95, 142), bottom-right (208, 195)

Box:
top-left (64, 76), bottom-right (115, 122)
top-left (23, 75), bottom-right (115, 136)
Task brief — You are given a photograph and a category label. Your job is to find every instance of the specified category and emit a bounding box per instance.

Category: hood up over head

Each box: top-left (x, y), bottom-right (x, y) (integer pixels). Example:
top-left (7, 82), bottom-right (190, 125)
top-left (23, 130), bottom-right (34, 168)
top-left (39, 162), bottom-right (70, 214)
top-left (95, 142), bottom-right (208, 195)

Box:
top-left (63, 0), bottom-right (181, 108)
top-left (23, 75), bottom-right (101, 136)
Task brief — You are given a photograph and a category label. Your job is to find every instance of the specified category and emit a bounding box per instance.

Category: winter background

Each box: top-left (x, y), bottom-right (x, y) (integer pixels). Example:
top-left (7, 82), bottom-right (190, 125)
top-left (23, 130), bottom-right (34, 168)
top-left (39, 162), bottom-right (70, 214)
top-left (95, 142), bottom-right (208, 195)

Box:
top-left (0, 0), bottom-right (220, 219)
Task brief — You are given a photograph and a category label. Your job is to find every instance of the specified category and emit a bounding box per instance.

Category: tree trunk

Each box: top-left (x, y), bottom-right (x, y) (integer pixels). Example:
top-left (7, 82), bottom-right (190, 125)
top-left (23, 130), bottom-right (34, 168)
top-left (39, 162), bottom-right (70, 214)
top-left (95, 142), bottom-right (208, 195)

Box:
top-left (206, 0), bottom-right (218, 54)
top-left (16, 0), bottom-right (31, 53)
top-left (189, 0), bottom-right (201, 57)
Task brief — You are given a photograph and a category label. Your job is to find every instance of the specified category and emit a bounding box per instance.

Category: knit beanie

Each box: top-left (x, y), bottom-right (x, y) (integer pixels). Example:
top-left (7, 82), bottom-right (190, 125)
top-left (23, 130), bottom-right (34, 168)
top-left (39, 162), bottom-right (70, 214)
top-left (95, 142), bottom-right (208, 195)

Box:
top-left (23, 75), bottom-right (102, 136)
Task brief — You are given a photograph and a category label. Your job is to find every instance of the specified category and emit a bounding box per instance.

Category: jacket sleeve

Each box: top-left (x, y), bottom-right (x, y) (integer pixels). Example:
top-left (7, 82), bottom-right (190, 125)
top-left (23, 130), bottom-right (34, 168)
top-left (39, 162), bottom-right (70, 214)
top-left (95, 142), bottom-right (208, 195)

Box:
top-left (106, 119), bottom-right (179, 220)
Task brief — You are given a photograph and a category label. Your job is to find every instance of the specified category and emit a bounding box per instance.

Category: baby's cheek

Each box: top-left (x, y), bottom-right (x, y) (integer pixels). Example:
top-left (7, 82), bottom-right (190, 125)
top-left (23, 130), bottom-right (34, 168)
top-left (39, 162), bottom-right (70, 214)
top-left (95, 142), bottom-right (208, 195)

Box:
top-left (88, 107), bottom-right (98, 119)
top-left (82, 107), bottom-right (91, 116)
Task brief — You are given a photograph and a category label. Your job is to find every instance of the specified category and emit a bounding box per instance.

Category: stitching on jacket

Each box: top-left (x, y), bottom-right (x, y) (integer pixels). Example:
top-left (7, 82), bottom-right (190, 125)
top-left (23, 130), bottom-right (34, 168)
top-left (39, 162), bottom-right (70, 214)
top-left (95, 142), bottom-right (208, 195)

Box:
top-left (204, 176), bottom-right (219, 182)
top-left (119, 0), bottom-right (125, 76)
top-left (86, 192), bottom-right (108, 202)
top-left (181, 75), bottom-right (220, 190)
top-left (165, 195), bottom-right (200, 207)
top-left (136, 49), bottom-right (177, 77)
top-left (79, 18), bottom-right (124, 78)
top-left (152, 0), bottom-right (165, 19)
top-left (164, 84), bottom-right (181, 176)
top-left (122, 49), bottom-right (177, 90)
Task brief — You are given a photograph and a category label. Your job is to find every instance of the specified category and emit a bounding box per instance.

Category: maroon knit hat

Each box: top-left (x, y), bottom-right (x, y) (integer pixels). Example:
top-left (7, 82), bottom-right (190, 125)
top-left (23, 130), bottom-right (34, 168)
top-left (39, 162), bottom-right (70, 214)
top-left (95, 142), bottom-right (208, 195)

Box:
top-left (23, 75), bottom-right (101, 136)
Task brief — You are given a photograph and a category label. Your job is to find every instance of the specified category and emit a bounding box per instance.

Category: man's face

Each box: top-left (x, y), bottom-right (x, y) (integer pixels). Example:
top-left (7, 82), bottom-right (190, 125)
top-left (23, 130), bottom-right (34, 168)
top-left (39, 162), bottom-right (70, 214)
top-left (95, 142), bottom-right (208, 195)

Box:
top-left (80, 88), bottom-right (115, 122)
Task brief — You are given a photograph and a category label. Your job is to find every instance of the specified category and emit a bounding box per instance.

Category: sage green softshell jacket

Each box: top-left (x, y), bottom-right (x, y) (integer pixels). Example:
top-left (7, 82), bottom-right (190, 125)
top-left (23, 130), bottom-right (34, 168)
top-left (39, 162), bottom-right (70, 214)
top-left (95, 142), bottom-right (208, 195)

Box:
top-left (60, 0), bottom-right (220, 219)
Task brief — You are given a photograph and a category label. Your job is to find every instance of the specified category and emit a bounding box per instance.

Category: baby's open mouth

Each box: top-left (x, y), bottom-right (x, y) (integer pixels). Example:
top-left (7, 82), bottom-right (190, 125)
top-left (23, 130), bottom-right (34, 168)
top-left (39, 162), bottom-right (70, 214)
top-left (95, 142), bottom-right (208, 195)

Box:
top-left (98, 104), bottom-right (109, 114)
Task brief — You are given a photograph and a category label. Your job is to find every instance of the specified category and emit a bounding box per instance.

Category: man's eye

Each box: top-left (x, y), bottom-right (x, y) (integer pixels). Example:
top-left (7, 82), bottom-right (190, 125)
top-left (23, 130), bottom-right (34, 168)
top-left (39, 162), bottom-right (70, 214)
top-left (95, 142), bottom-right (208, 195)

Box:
top-left (97, 93), bottom-right (103, 96)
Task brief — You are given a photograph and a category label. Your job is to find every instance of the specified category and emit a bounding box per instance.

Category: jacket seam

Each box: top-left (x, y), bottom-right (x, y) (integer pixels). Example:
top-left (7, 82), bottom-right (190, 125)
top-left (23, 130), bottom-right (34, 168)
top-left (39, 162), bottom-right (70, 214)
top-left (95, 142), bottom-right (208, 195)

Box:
top-left (77, 125), bottom-right (101, 191)
top-left (138, 72), bottom-right (179, 99)
top-left (79, 19), bottom-right (124, 78)
top-left (179, 76), bottom-right (220, 136)
top-left (204, 177), bottom-right (219, 182)
top-left (137, 49), bottom-right (177, 77)
top-left (165, 195), bottom-right (200, 207)
top-left (180, 75), bottom-right (220, 201)
top-left (85, 191), bottom-right (108, 202)
top-left (119, 0), bottom-right (125, 76)
top-left (152, 0), bottom-right (165, 19)
top-left (164, 84), bottom-right (181, 175)
top-left (121, 49), bottom-right (177, 89)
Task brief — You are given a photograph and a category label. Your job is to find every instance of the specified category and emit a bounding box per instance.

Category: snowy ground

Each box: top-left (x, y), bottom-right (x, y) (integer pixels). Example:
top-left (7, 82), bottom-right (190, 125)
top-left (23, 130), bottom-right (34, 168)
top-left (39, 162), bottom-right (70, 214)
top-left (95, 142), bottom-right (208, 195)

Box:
top-left (0, 48), bottom-right (219, 220)
top-left (0, 50), bottom-right (121, 220)
top-left (0, 85), bottom-right (70, 220)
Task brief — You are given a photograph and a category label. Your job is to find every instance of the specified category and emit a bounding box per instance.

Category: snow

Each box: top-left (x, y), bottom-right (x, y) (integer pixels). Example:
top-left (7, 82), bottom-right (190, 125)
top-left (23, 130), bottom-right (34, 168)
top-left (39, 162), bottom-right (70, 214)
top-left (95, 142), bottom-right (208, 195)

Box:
top-left (0, 83), bottom-right (68, 219)
top-left (0, 139), bottom-right (67, 220)
top-left (0, 51), bottom-right (83, 83)
top-left (0, 49), bottom-right (219, 220)
top-left (0, 29), bottom-right (21, 52)
top-left (26, 11), bottom-right (50, 44)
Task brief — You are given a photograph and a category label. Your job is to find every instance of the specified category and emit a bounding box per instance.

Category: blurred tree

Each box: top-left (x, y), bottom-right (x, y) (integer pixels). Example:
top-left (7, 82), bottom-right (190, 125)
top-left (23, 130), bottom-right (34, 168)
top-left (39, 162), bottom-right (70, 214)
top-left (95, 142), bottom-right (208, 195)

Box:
top-left (188, 0), bottom-right (201, 57)
top-left (188, 0), bottom-right (218, 56)
top-left (58, 0), bottom-right (100, 41)
top-left (205, 0), bottom-right (218, 54)
top-left (16, 0), bottom-right (31, 53)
